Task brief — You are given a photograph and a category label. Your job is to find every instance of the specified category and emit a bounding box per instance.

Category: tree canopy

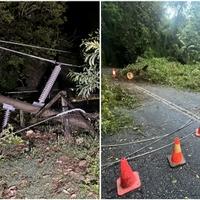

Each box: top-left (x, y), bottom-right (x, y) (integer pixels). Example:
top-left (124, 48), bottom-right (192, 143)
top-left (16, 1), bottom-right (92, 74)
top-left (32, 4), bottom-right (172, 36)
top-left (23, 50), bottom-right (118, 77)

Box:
top-left (0, 2), bottom-right (99, 92)
top-left (0, 2), bottom-right (68, 91)
top-left (102, 1), bottom-right (200, 67)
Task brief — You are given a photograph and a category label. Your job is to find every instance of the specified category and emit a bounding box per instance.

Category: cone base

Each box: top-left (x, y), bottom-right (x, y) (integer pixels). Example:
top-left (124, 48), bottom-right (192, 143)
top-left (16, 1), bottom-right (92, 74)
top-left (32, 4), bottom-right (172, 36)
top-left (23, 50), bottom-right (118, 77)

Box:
top-left (167, 155), bottom-right (186, 167)
top-left (195, 129), bottom-right (200, 137)
top-left (195, 132), bottom-right (200, 137)
top-left (117, 171), bottom-right (141, 196)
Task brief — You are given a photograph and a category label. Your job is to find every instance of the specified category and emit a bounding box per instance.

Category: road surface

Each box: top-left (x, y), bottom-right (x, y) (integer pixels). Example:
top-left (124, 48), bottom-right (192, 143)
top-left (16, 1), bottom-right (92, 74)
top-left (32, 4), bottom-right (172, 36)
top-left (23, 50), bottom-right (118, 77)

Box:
top-left (102, 80), bottom-right (200, 199)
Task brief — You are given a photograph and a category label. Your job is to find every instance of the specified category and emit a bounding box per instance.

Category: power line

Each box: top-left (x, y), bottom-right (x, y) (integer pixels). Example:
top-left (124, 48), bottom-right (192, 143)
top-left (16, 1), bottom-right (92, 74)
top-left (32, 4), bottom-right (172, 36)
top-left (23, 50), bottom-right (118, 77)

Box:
top-left (0, 39), bottom-right (71, 54)
top-left (11, 108), bottom-right (86, 135)
top-left (125, 119), bottom-right (192, 158)
top-left (102, 84), bottom-right (200, 169)
top-left (102, 86), bottom-right (200, 148)
top-left (102, 108), bottom-right (200, 148)
top-left (102, 131), bottom-right (193, 169)
top-left (102, 118), bottom-right (193, 148)
top-left (0, 46), bottom-right (82, 68)
top-left (102, 119), bottom-right (192, 167)
top-left (102, 136), bottom-right (165, 147)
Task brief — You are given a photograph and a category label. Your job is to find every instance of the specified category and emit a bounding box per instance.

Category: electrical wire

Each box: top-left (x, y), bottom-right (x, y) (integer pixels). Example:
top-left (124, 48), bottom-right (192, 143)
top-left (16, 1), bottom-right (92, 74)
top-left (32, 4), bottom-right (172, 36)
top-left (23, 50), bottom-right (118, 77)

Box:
top-left (102, 117), bottom-right (193, 148)
top-left (11, 108), bottom-right (85, 135)
top-left (101, 119), bottom-right (192, 168)
top-left (0, 46), bottom-right (82, 68)
top-left (102, 136), bottom-right (165, 147)
top-left (102, 131), bottom-right (193, 169)
top-left (102, 84), bottom-right (200, 169)
top-left (102, 98), bottom-right (200, 148)
top-left (124, 119), bottom-right (192, 158)
top-left (0, 39), bottom-right (71, 54)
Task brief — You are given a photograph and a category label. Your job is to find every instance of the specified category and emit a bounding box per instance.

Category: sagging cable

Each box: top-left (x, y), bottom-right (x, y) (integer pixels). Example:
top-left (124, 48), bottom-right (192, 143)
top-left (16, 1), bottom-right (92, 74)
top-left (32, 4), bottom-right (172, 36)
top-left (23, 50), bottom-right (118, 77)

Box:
top-left (102, 117), bottom-right (194, 148)
top-left (0, 39), bottom-right (70, 54)
top-left (0, 46), bottom-right (82, 68)
top-left (11, 108), bottom-right (86, 135)
top-left (102, 131), bottom-right (193, 169)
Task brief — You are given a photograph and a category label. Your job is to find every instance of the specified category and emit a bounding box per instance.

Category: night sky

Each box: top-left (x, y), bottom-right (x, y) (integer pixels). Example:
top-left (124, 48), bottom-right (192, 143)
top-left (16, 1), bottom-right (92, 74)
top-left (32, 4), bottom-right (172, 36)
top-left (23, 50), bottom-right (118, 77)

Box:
top-left (39, 2), bottom-right (99, 93)
top-left (66, 2), bottom-right (99, 50)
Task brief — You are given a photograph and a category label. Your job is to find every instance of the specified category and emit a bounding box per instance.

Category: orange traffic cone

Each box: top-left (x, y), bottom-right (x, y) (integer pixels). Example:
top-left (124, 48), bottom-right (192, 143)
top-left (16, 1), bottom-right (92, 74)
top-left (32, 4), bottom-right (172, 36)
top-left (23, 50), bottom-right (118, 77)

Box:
top-left (195, 128), bottom-right (200, 137)
top-left (167, 137), bottom-right (186, 167)
top-left (117, 157), bottom-right (141, 196)
top-left (112, 68), bottom-right (117, 78)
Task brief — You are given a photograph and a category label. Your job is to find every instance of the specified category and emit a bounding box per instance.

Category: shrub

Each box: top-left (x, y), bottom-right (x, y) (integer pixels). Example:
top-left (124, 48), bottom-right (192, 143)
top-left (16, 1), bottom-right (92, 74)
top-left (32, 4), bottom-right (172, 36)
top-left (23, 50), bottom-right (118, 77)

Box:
top-left (102, 77), bottom-right (138, 134)
top-left (122, 57), bottom-right (200, 92)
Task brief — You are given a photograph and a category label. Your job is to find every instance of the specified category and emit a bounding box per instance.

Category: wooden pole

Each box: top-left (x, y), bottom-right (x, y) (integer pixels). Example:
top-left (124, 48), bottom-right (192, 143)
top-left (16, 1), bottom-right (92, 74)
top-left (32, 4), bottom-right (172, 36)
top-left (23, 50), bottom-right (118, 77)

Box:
top-left (0, 94), bottom-right (94, 132)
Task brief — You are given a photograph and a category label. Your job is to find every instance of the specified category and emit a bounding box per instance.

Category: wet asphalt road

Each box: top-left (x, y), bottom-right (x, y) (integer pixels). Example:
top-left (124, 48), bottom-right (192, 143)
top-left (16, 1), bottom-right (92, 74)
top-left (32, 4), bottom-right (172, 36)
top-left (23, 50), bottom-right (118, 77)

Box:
top-left (101, 81), bottom-right (200, 199)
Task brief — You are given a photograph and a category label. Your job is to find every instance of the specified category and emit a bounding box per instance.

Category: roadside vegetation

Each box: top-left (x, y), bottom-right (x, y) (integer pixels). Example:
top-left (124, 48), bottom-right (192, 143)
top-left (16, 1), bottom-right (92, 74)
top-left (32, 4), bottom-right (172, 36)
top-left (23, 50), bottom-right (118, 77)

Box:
top-left (121, 57), bottom-right (200, 92)
top-left (102, 77), bottom-right (139, 135)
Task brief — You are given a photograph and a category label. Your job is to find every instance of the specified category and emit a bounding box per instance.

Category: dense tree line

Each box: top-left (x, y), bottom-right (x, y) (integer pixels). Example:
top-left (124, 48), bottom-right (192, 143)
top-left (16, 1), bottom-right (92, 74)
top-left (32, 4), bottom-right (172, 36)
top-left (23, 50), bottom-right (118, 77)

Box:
top-left (0, 2), bottom-right (68, 91)
top-left (0, 2), bottom-right (99, 96)
top-left (102, 2), bottom-right (200, 67)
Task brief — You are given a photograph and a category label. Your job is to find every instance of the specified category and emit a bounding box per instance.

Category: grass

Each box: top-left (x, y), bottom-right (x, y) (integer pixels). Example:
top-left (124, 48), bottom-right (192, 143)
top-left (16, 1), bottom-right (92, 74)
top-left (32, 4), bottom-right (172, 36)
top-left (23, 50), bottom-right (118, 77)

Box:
top-left (101, 77), bottom-right (139, 135)
top-left (121, 57), bottom-right (200, 92)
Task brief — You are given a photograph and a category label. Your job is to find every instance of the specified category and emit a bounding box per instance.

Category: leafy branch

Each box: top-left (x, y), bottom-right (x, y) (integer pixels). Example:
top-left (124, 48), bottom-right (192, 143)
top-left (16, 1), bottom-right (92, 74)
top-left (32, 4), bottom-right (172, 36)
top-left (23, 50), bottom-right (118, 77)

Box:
top-left (68, 30), bottom-right (99, 98)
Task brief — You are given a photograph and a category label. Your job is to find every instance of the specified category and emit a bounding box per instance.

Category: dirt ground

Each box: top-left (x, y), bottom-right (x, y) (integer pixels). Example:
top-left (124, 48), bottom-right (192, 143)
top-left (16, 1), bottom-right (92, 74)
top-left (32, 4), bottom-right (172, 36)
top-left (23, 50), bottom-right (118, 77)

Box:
top-left (0, 129), bottom-right (99, 199)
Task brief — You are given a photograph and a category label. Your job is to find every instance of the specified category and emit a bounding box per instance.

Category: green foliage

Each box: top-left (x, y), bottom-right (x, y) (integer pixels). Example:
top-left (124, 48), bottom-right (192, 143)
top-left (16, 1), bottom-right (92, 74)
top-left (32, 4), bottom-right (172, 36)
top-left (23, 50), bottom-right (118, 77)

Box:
top-left (176, 3), bottom-right (200, 64)
top-left (0, 124), bottom-right (24, 160)
top-left (0, 2), bottom-right (67, 49)
top-left (102, 77), bottom-right (138, 134)
top-left (0, 2), bottom-right (68, 91)
top-left (153, 2), bottom-right (200, 64)
top-left (102, 2), bottom-right (163, 66)
top-left (81, 33), bottom-right (99, 67)
top-left (68, 31), bottom-right (99, 98)
top-left (123, 57), bottom-right (200, 91)
top-left (150, 2), bottom-right (189, 61)
top-left (0, 124), bottom-right (24, 147)
top-left (102, 2), bottom-right (200, 66)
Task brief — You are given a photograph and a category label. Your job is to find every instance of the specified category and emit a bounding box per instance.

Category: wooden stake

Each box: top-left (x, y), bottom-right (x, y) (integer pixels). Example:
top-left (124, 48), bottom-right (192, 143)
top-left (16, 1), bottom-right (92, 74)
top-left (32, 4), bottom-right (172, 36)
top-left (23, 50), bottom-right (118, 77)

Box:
top-left (19, 110), bottom-right (25, 127)
top-left (61, 94), bottom-right (71, 139)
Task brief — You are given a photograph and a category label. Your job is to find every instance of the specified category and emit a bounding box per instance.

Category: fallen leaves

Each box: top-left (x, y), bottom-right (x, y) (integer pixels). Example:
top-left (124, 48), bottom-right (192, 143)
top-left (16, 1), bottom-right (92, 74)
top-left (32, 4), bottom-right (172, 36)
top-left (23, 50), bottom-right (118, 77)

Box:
top-left (1, 184), bottom-right (17, 199)
top-left (0, 130), bottom-right (99, 199)
top-left (56, 156), bottom-right (70, 165)
top-left (78, 160), bottom-right (87, 170)
top-left (17, 178), bottom-right (30, 189)
top-left (172, 178), bottom-right (177, 184)
top-left (75, 137), bottom-right (84, 145)
top-left (52, 178), bottom-right (65, 193)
